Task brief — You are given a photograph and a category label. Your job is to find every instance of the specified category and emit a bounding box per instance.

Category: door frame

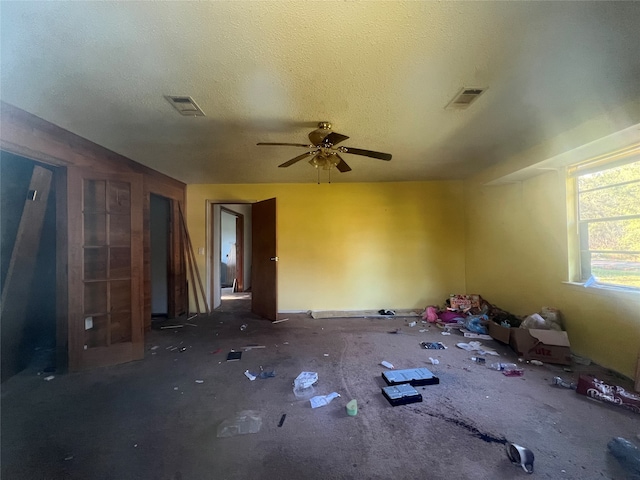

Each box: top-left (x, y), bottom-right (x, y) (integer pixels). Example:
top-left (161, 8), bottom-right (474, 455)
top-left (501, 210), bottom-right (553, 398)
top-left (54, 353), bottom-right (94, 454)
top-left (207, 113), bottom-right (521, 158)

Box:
top-left (205, 200), bottom-right (254, 310)
top-left (149, 193), bottom-right (172, 317)
top-left (143, 183), bottom-right (187, 330)
top-left (220, 206), bottom-right (244, 293)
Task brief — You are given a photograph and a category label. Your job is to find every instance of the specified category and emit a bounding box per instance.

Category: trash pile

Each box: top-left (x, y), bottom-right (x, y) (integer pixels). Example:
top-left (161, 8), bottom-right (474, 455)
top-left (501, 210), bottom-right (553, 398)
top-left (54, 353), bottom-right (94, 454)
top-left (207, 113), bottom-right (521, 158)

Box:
top-left (422, 294), bottom-right (525, 332)
top-left (422, 294), bottom-right (572, 366)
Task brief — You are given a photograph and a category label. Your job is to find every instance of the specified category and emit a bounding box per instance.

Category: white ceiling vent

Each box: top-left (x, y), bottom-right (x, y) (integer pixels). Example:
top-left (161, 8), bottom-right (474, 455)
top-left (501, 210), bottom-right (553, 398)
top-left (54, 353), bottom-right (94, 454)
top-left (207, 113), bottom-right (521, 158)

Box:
top-left (165, 96), bottom-right (205, 116)
top-left (445, 87), bottom-right (487, 110)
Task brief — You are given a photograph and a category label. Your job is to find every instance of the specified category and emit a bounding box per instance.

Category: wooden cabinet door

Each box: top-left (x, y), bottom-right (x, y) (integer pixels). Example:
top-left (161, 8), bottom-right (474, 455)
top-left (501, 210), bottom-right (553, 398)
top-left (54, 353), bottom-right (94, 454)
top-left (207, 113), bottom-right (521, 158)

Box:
top-left (67, 168), bottom-right (143, 370)
top-left (251, 198), bottom-right (278, 321)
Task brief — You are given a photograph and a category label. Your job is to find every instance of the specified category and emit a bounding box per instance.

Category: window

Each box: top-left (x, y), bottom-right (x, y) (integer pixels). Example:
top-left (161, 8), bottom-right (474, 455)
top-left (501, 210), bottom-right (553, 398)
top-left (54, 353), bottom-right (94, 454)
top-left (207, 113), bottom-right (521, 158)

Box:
top-left (570, 153), bottom-right (640, 290)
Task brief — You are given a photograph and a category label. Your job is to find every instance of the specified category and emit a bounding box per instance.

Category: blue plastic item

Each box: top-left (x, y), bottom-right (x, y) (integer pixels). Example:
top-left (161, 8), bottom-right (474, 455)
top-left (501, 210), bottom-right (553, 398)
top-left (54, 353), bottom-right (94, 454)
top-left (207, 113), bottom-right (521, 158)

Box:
top-left (464, 314), bottom-right (489, 334)
top-left (608, 437), bottom-right (640, 477)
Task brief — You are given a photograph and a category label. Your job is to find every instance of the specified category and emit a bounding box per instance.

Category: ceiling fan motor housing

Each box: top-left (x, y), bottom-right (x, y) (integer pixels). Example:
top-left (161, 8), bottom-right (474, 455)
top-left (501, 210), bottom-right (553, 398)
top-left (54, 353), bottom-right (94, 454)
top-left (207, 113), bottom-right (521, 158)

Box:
top-left (309, 122), bottom-right (333, 147)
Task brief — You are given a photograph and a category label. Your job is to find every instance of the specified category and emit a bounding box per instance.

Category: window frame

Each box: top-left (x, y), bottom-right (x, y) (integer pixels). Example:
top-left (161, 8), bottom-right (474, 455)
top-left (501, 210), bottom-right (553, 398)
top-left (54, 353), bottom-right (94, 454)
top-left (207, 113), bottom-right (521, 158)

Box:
top-left (569, 151), bottom-right (640, 292)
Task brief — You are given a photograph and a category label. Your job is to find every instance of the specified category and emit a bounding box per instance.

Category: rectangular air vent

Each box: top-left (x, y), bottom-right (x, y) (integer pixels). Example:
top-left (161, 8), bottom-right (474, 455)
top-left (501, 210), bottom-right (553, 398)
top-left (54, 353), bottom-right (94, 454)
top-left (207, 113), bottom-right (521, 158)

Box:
top-left (445, 87), bottom-right (487, 110)
top-left (165, 95), bottom-right (205, 116)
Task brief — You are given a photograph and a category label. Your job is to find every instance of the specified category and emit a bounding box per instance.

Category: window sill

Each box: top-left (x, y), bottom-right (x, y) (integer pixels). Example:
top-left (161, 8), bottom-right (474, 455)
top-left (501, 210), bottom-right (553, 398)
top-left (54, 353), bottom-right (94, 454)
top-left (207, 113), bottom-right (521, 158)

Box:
top-left (562, 281), bottom-right (640, 298)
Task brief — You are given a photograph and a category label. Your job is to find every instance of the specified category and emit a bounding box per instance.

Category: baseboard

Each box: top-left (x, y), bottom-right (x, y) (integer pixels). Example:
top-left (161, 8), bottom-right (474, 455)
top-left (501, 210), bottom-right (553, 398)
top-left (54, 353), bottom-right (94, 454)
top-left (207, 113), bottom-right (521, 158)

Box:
top-left (310, 309), bottom-right (421, 319)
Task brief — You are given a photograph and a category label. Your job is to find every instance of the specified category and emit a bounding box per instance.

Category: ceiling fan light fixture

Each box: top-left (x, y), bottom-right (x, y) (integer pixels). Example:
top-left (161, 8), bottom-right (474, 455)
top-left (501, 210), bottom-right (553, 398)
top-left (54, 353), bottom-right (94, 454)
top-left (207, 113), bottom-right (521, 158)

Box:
top-left (309, 154), bottom-right (328, 169)
top-left (309, 152), bottom-right (342, 170)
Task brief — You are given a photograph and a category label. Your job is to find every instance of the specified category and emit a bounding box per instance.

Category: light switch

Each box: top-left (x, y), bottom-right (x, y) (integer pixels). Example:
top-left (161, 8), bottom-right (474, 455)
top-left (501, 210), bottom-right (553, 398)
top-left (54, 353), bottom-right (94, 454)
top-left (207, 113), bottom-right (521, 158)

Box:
top-left (84, 316), bottom-right (93, 330)
top-left (198, 247), bottom-right (205, 255)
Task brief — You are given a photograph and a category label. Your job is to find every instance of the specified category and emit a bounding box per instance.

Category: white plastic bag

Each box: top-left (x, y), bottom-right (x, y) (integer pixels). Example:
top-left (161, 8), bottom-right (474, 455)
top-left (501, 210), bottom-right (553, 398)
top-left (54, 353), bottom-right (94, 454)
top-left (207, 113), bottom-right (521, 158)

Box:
top-left (293, 371), bottom-right (318, 398)
top-left (520, 313), bottom-right (547, 329)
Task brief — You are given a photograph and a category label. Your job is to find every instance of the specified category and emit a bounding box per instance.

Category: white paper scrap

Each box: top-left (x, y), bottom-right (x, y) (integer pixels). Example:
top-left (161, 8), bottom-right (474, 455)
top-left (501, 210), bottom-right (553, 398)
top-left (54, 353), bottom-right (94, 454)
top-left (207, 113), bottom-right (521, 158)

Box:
top-left (310, 392), bottom-right (340, 409)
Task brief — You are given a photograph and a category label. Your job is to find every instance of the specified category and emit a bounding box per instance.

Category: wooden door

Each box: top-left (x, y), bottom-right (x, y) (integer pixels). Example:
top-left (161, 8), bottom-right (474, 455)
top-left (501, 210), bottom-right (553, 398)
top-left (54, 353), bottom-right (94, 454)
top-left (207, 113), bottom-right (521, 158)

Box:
top-left (67, 168), bottom-right (144, 370)
top-left (235, 214), bottom-right (244, 292)
top-left (251, 198), bottom-right (277, 320)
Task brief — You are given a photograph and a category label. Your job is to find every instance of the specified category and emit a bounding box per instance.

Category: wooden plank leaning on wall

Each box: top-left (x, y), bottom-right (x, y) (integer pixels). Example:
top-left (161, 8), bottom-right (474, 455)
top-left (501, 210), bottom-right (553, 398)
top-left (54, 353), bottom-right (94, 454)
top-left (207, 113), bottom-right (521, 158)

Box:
top-left (0, 166), bottom-right (53, 381)
top-left (0, 101), bottom-right (188, 359)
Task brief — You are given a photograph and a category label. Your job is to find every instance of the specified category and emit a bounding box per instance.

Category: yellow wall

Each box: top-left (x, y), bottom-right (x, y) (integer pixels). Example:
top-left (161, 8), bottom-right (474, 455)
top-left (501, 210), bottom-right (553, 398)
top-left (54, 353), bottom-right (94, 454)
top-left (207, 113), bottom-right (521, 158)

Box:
top-left (464, 170), bottom-right (640, 378)
top-left (187, 171), bottom-right (639, 377)
top-left (187, 181), bottom-right (466, 312)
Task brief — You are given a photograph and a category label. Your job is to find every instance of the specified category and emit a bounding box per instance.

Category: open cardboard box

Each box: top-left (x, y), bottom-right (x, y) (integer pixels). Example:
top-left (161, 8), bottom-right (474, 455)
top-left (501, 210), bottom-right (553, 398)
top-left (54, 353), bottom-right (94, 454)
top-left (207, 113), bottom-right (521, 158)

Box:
top-left (488, 322), bottom-right (572, 365)
top-left (487, 321), bottom-right (511, 344)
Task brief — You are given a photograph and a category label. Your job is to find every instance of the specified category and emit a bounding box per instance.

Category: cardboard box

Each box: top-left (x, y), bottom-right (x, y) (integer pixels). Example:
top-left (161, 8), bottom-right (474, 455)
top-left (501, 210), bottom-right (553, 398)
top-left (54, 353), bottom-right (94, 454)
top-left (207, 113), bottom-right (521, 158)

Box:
top-left (577, 375), bottom-right (640, 414)
top-left (448, 294), bottom-right (481, 311)
top-left (487, 323), bottom-right (572, 365)
top-left (511, 329), bottom-right (571, 365)
top-left (488, 322), bottom-right (511, 344)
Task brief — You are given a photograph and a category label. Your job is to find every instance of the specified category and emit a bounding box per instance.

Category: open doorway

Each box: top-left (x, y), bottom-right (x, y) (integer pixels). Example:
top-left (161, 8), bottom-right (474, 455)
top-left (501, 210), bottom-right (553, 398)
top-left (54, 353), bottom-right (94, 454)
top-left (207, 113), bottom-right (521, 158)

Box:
top-left (1, 152), bottom-right (57, 380)
top-left (209, 203), bottom-right (252, 311)
top-left (150, 194), bottom-right (171, 320)
top-left (208, 198), bottom-right (277, 320)
top-left (220, 207), bottom-right (243, 294)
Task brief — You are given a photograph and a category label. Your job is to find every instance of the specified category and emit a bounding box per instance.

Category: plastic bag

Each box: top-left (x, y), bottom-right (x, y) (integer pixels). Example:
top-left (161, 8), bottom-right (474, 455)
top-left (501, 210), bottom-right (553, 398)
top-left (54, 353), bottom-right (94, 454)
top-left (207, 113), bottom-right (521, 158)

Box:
top-left (520, 313), bottom-right (547, 329)
top-left (293, 371), bottom-right (318, 398)
top-left (422, 306), bottom-right (439, 322)
top-left (539, 307), bottom-right (563, 330)
top-left (216, 410), bottom-right (262, 438)
top-left (463, 314), bottom-right (489, 334)
top-left (294, 371), bottom-right (318, 388)
top-left (521, 308), bottom-right (563, 330)
top-left (608, 437), bottom-right (640, 477)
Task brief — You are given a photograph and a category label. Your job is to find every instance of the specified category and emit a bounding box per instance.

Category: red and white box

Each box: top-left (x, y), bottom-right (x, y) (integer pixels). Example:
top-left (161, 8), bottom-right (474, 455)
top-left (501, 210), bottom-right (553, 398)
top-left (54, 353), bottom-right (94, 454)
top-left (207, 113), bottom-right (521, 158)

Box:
top-left (576, 375), bottom-right (640, 414)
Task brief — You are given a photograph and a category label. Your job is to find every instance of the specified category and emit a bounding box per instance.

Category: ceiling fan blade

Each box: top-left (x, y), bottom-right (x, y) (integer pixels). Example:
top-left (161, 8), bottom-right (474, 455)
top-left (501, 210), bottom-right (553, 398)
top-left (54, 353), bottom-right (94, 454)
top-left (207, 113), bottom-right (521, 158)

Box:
top-left (278, 151), bottom-right (315, 168)
top-left (335, 154), bottom-right (352, 172)
top-left (257, 142), bottom-right (310, 148)
top-left (322, 132), bottom-right (350, 146)
top-left (308, 129), bottom-right (329, 146)
top-left (340, 147), bottom-right (392, 161)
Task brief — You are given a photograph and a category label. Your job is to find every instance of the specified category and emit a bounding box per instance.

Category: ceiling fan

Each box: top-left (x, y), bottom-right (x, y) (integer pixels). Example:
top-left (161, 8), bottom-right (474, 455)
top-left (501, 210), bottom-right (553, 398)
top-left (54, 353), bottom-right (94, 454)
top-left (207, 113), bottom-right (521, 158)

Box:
top-left (257, 122), bottom-right (392, 173)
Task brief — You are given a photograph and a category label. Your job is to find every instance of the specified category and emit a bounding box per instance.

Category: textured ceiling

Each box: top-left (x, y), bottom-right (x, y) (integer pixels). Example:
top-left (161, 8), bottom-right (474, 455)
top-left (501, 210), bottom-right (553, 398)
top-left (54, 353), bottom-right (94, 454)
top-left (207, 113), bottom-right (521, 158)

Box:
top-left (1, 1), bottom-right (639, 184)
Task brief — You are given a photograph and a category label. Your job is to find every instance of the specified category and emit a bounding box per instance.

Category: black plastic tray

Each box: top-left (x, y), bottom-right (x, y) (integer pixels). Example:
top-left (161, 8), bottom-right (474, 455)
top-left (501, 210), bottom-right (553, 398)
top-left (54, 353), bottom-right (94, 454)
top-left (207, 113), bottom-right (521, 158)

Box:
top-left (382, 384), bottom-right (423, 406)
top-left (382, 367), bottom-right (440, 387)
